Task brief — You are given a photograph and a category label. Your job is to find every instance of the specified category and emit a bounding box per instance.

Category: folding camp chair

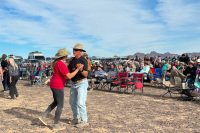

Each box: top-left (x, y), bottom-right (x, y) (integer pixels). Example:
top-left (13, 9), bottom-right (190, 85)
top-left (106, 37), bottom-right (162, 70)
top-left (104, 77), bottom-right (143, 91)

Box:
top-left (31, 70), bottom-right (44, 85)
top-left (118, 72), bottom-right (134, 92)
top-left (162, 77), bottom-right (182, 97)
top-left (154, 68), bottom-right (162, 79)
top-left (110, 76), bottom-right (120, 91)
top-left (132, 73), bottom-right (144, 94)
top-left (110, 72), bottom-right (129, 92)
top-left (152, 68), bottom-right (163, 86)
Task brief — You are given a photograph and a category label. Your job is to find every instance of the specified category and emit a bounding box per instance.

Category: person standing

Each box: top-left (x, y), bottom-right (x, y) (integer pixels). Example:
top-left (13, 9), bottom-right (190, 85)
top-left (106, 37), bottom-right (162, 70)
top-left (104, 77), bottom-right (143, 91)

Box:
top-left (68, 43), bottom-right (89, 128)
top-left (1, 54), bottom-right (10, 91)
top-left (83, 53), bottom-right (93, 91)
top-left (38, 48), bottom-right (83, 131)
top-left (8, 58), bottom-right (19, 99)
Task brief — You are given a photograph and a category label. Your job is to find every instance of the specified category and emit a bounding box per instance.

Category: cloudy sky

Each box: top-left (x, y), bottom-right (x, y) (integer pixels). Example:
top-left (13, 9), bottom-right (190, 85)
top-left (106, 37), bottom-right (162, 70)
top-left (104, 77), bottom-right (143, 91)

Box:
top-left (0, 0), bottom-right (200, 58)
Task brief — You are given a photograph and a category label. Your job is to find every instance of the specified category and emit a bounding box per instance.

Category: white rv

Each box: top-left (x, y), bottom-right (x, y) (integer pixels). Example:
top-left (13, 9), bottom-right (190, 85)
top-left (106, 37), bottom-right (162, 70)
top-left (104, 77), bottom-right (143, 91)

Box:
top-left (28, 51), bottom-right (45, 61)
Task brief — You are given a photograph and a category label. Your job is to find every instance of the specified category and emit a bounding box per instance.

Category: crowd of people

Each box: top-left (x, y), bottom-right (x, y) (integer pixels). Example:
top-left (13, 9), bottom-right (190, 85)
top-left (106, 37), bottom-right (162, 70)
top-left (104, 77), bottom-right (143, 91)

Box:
top-left (1, 48), bottom-right (200, 131)
top-left (0, 54), bottom-right (20, 99)
top-left (87, 54), bottom-right (200, 96)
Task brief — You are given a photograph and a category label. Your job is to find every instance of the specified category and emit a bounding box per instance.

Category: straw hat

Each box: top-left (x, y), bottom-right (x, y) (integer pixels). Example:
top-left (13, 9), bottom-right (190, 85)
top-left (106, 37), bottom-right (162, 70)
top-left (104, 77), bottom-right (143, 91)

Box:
top-left (179, 62), bottom-right (185, 65)
top-left (73, 43), bottom-right (86, 52)
top-left (189, 60), bottom-right (194, 65)
top-left (55, 48), bottom-right (70, 59)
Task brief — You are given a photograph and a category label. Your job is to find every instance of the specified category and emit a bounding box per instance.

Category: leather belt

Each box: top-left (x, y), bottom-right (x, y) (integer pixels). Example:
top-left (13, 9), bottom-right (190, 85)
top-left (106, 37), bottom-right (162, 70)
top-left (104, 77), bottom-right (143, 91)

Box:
top-left (72, 78), bottom-right (86, 83)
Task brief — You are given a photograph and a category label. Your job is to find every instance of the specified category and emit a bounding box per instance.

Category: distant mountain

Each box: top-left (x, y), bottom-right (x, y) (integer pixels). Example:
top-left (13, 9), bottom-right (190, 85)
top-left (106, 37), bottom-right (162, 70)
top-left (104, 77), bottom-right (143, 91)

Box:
top-left (130, 51), bottom-right (200, 59)
top-left (131, 51), bottom-right (175, 58)
top-left (187, 52), bottom-right (200, 57)
top-left (129, 51), bottom-right (200, 58)
top-left (92, 51), bottom-right (200, 60)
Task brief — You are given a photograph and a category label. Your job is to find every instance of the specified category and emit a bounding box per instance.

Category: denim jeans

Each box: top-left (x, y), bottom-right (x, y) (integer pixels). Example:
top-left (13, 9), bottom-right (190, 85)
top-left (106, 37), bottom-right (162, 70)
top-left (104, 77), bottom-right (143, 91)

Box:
top-left (44, 89), bottom-right (64, 124)
top-left (10, 75), bottom-right (19, 98)
top-left (70, 79), bottom-right (88, 122)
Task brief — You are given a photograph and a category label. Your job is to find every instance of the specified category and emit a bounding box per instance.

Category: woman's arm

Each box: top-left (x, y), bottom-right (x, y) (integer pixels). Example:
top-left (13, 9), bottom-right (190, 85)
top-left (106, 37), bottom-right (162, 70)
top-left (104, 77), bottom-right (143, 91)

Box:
top-left (66, 64), bottom-right (84, 79)
top-left (0, 68), bottom-right (3, 80)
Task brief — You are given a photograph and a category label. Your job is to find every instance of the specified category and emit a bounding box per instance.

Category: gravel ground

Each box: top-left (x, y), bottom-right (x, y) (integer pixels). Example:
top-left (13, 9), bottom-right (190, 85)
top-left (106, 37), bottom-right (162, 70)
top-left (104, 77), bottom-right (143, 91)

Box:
top-left (0, 80), bottom-right (199, 133)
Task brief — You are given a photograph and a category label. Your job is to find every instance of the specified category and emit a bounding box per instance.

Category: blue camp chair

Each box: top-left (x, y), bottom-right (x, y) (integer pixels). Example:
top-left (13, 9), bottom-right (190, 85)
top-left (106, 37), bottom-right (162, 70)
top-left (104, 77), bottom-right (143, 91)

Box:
top-left (154, 68), bottom-right (162, 79)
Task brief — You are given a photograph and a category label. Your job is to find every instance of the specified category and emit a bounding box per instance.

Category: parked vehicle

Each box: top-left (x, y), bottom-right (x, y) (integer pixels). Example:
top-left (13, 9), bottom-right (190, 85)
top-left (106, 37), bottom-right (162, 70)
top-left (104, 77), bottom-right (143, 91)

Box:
top-left (28, 51), bottom-right (45, 61)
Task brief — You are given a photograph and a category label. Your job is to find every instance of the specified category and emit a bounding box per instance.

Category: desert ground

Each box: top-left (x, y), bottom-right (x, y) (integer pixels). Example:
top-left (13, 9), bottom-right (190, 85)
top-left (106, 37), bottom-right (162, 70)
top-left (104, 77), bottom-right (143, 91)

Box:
top-left (0, 80), bottom-right (200, 133)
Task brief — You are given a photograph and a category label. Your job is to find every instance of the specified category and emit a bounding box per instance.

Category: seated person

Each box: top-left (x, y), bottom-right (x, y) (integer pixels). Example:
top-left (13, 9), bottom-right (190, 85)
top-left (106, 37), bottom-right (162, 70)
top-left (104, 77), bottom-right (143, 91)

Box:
top-left (140, 62), bottom-right (150, 74)
top-left (94, 65), bottom-right (108, 78)
top-left (30, 66), bottom-right (43, 85)
top-left (170, 66), bottom-right (186, 84)
top-left (140, 62), bottom-right (150, 81)
top-left (124, 64), bottom-right (130, 73)
top-left (162, 60), bottom-right (171, 80)
top-left (117, 64), bottom-right (124, 72)
top-left (127, 63), bottom-right (136, 76)
top-left (170, 66), bottom-right (197, 97)
top-left (194, 59), bottom-right (200, 90)
top-left (109, 64), bottom-right (118, 72)
top-left (183, 61), bottom-right (197, 87)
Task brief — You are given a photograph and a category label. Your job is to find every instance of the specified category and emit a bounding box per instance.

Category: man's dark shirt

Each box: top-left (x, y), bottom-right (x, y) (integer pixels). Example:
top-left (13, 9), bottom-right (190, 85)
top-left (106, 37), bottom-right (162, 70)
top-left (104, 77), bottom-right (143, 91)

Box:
top-left (68, 56), bottom-right (88, 82)
top-left (183, 66), bottom-right (197, 81)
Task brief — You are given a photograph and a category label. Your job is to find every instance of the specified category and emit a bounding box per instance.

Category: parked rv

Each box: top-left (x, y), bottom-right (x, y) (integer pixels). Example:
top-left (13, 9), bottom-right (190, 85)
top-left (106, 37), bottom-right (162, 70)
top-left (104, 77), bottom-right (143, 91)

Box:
top-left (28, 51), bottom-right (45, 61)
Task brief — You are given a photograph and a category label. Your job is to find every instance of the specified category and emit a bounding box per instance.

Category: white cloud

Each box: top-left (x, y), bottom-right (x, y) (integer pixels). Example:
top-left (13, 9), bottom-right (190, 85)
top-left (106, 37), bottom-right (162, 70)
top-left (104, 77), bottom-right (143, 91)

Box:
top-left (0, 0), bottom-right (199, 57)
top-left (157, 0), bottom-right (200, 30)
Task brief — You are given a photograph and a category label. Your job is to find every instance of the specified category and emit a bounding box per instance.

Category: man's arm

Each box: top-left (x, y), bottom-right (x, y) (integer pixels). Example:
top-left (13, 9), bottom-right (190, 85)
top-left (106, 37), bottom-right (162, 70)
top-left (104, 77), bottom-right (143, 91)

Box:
top-left (81, 70), bottom-right (88, 78)
top-left (80, 58), bottom-right (88, 78)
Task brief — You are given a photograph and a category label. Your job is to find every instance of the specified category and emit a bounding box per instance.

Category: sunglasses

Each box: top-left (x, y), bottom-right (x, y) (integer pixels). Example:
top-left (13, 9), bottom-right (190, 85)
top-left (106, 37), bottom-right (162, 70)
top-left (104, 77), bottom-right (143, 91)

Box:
top-left (73, 49), bottom-right (81, 52)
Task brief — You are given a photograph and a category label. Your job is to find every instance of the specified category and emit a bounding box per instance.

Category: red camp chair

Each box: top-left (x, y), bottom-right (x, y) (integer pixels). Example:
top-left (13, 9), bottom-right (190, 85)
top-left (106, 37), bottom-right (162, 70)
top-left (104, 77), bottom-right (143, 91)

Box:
top-left (110, 75), bottom-right (120, 91)
top-left (118, 72), bottom-right (134, 92)
top-left (132, 73), bottom-right (144, 94)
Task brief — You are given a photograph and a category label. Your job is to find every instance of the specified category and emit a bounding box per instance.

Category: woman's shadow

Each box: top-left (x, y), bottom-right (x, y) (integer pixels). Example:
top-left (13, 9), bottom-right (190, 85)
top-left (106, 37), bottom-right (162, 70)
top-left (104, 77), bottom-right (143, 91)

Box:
top-left (4, 107), bottom-right (71, 126)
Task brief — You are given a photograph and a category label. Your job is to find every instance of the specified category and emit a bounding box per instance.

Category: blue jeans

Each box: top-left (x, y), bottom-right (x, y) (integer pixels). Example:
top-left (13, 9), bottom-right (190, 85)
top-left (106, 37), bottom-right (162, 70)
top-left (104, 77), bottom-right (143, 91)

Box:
top-left (70, 79), bottom-right (88, 122)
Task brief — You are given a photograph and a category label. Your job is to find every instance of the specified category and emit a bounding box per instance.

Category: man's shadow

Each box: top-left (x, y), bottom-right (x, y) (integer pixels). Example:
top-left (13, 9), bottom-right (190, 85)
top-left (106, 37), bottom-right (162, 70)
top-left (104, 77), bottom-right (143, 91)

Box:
top-left (4, 107), bottom-right (71, 126)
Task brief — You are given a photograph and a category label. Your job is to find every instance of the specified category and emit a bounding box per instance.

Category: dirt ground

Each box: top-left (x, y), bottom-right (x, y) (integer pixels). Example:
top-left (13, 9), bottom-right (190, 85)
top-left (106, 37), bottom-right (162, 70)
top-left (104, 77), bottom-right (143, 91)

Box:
top-left (0, 80), bottom-right (200, 133)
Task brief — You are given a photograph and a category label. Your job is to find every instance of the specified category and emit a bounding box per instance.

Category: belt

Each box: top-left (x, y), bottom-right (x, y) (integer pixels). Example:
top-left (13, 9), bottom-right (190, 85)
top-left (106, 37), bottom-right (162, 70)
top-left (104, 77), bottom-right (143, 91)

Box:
top-left (72, 78), bottom-right (86, 83)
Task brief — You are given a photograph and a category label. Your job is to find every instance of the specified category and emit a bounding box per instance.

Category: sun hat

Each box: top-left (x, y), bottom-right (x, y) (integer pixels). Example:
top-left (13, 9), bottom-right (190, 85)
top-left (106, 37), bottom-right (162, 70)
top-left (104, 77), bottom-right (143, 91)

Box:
top-left (189, 60), bottom-right (194, 65)
top-left (73, 43), bottom-right (86, 52)
top-left (179, 62), bottom-right (185, 65)
top-left (55, 48), bottom-right (70, 59)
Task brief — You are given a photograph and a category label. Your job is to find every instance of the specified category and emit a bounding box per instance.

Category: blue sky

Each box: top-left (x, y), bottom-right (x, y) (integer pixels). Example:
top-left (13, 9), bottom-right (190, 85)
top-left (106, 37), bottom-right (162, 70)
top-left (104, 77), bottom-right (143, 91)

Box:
top-left (0, 0), bottom-right (200, 58)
